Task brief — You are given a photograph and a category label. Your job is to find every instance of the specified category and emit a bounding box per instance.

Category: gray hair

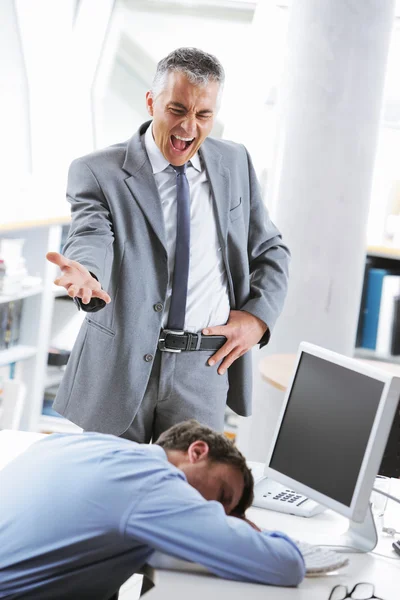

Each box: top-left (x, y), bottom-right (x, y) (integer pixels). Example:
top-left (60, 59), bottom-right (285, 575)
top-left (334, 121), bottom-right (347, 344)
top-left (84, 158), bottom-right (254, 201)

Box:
top-left (151, 47), bottom-right (225, 100)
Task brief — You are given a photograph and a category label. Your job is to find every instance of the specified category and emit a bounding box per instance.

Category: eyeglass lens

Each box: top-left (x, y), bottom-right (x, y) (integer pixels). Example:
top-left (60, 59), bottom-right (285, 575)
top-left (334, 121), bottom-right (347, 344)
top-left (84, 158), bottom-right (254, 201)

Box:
top-left (351, 583), bottom-right (375, 599)
top-left (330, 583), bottom-right (376, 600)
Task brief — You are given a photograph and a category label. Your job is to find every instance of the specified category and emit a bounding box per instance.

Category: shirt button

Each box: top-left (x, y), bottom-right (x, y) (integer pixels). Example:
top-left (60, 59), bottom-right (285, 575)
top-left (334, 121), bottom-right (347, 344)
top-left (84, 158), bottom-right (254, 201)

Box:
top-left (144, 354), bottom-right (153, 362)
top-left (154, 303), bottom-right (163, 312)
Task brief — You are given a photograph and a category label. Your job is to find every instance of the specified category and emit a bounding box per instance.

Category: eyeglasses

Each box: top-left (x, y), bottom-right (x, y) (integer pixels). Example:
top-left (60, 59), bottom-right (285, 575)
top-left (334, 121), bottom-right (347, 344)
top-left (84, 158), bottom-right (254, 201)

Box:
top-left (329, 583), bottom-right (384, 600)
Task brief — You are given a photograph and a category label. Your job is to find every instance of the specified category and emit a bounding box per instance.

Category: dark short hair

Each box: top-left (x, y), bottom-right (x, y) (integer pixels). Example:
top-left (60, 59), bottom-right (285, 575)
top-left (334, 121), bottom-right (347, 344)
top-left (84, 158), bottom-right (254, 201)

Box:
top-left (151, 47), bottom-right (225, 98)
top-left (155, 419), bottom-right (254, 515)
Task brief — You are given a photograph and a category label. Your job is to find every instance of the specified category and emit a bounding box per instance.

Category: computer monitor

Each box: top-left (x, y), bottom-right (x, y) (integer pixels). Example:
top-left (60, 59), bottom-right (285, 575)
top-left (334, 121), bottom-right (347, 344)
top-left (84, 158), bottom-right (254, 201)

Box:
top-left (264, 342), bottom-right (400, 552)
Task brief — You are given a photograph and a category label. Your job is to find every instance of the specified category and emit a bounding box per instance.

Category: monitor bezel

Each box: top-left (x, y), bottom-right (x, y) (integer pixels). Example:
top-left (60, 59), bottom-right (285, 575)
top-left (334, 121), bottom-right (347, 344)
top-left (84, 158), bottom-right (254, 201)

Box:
top-left (265, 342), bottom-right (400, 522)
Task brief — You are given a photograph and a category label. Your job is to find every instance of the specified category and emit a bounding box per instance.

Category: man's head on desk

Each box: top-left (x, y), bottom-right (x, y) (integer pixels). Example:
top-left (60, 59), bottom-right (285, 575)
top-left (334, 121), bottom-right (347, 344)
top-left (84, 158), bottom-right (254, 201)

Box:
top-left (156, 420), bottom-right (254, 518)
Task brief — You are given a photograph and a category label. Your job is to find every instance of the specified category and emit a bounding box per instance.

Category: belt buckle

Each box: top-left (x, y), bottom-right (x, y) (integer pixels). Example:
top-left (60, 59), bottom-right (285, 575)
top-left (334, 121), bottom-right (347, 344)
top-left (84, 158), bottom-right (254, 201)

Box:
top-left (158, 329), bottom-right (184, 353)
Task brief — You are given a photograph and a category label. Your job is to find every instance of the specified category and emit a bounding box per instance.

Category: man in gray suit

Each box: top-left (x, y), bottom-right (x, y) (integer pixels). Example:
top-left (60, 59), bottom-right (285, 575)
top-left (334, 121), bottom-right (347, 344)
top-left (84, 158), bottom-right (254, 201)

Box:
top-left (47, 47), bottom-right (290, 442)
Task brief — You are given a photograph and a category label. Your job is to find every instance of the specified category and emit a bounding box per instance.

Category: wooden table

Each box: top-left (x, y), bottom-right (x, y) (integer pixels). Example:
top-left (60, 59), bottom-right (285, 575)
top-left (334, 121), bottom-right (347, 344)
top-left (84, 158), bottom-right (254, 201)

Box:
top-left (259, 353), bottom-right (400, 392)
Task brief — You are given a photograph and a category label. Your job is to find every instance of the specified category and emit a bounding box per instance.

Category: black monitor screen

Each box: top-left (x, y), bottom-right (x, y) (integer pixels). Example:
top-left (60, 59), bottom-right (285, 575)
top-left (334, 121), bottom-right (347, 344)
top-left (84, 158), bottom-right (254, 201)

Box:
top-left (269, 352), bottom-right (385, 507)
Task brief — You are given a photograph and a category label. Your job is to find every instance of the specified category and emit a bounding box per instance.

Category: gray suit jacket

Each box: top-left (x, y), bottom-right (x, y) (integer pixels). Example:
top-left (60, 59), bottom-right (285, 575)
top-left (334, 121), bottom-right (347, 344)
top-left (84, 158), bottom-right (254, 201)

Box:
top-left (54, 121), bottom-right (290, 435)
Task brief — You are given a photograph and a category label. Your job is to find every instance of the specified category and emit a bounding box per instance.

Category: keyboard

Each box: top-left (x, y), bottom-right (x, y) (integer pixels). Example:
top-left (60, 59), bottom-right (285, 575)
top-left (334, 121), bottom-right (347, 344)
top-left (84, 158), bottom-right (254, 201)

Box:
top-left (252, 476), bottom-right (325, 518)
top-left (295, 540), bottom-right (350, 575)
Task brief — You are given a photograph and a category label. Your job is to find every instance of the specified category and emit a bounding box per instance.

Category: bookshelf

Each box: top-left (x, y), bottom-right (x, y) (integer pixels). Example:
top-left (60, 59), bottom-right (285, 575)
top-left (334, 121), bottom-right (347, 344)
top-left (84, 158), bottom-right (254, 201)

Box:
top-left (0, 219), bottom-right (82, 434)
top-left (356, 246), bottom-right (400, 364)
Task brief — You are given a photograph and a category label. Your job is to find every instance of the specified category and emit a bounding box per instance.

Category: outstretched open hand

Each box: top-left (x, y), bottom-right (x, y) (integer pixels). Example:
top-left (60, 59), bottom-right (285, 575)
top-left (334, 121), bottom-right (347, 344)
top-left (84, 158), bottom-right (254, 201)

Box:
top-left (46, 252), bottom-right (111, 305)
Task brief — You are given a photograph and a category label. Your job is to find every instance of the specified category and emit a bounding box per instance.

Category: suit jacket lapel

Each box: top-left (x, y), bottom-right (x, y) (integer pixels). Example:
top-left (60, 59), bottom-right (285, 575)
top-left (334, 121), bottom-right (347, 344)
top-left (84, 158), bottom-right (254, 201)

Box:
top-left (200, 140), bottom-right (231, 245)
top-left (122, 125), bottom-right (231, 258)
top-left (123, 121), bottom-right (167, 254)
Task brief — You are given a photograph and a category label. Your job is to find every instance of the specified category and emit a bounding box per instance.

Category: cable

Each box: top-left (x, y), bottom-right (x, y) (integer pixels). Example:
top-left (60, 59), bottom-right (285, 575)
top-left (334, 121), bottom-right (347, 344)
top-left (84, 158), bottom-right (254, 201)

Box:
top-left (316, 543), bottom-right (400, 561)
top-left (381, 526), bottom-right (400, 536)
top-left (371, 550), bottom-right (400, 560)
top-left (372, 486), bottom-right (400, 535)
top-left (372, 486), bottom-right (400, 506)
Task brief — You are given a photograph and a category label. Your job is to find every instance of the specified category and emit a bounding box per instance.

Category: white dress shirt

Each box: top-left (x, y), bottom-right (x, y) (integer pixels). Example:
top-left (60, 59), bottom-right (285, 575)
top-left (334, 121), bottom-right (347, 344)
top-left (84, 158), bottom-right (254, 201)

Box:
top-left (144, 124), bottom-right (230, 332)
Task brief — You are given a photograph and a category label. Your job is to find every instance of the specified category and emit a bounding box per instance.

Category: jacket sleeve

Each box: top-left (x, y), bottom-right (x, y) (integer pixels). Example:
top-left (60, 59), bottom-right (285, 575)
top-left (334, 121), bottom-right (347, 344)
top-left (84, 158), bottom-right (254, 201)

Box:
top-left (124, 471), bottom-right (305, 587)
top-left (62, 158), bottom-right (114, 313)
top-left (240, 146), bottom-right (290, 347)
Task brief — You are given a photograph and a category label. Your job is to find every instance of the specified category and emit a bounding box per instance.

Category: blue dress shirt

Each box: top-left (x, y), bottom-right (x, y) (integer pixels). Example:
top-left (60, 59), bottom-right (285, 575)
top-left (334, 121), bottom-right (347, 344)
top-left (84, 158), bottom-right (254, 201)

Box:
top-left (0, 433), bottom-right (305, 599)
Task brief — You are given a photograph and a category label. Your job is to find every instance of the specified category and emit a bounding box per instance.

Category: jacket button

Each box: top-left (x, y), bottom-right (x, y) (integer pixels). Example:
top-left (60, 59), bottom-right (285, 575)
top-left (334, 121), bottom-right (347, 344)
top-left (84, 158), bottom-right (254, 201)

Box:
top-left (144, 354), bottom-right (153, 362)
top-left (154, 302), bottom-right (163, 312)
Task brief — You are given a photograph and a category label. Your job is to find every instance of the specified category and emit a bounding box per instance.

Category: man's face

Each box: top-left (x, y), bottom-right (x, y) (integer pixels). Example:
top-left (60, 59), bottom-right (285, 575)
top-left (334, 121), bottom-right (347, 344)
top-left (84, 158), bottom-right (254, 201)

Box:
top-left (146, 71), bottom-right (220, 166)
top-left (181, 443), bottom-right (244, 515)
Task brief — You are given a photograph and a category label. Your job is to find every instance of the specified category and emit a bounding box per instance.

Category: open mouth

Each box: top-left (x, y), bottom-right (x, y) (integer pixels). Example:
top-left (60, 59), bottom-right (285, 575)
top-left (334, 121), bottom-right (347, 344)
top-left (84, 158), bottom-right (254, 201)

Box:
top-left (170, 134), bottom-right (195, 153)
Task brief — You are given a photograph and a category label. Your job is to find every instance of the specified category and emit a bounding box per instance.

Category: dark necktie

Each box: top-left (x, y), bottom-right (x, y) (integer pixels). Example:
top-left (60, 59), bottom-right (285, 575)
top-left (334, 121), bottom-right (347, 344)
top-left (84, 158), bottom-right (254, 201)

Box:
top-left (167, 163), bottom-right (190, 331)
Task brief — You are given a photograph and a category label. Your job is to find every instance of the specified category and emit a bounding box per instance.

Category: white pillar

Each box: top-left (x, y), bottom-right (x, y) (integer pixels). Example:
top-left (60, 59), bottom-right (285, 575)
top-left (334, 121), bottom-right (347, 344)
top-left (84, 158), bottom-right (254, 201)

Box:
top-left (0, 0), bottom-right (31, 215)
top-left (241, 0), bottom-right (395, 461)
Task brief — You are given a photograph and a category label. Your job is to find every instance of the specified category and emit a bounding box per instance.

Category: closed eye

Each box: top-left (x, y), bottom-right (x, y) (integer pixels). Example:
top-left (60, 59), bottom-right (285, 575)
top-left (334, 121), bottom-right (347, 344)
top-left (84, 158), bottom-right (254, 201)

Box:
top-left (219, 490), bottom-right (233, 512)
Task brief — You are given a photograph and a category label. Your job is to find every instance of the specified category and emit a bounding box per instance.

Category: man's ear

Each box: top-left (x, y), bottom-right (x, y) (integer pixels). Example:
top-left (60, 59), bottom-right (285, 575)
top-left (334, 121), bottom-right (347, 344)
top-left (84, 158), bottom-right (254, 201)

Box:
top-left (187, 440), bottom-right (209, 464)
top-left (146, 91), bottom-right (154, 116)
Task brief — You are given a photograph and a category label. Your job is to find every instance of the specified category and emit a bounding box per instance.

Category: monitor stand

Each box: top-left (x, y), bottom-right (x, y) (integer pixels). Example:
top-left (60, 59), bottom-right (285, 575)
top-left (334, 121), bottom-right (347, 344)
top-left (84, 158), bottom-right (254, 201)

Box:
top-left (329, 503), bottom-right (378, 553)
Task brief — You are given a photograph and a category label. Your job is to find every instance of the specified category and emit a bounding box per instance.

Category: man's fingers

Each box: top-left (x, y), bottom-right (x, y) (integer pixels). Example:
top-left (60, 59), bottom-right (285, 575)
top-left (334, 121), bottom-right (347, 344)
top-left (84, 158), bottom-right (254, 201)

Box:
top-left (46, 252), bottom-right (70, 269)
top-left (202, 325), bottom-right (228, 337)
top-left (66, 285), bottom-right (111, 304)
top-left (217, 350), bottom-right (245, 375)
top-left (93, 289), bottom-right (111, 304)
top-left (54, 275), bottom-right (73, 288)
top-left (208, 341), bottom-right (235, 367)
top-left (47, 253), bottom-right (90, 278)
top-left (67, 285), bottom-right (80, 298)
top-left (81, 289), bottom-right (93, 305)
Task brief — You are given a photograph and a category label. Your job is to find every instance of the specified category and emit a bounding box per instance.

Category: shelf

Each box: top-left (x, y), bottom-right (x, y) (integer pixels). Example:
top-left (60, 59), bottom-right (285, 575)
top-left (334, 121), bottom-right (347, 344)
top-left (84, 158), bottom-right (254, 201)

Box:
top-left (0, 284), bottom-right (43, 305)
top-left (354, 348), bottom-right (400, 364)
top-left (0, 345), bottom-right (37, 366)
top-left (0, 215), bottom-right (70, 232)
top-left (38, 415), bottom-right (83, 434)
top-left (367, 246), bottom-right (400, 260)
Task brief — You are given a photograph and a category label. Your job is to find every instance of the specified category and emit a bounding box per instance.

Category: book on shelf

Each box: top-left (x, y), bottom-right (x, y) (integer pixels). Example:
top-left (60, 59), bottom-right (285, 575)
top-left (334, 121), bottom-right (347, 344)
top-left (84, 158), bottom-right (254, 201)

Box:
top-left (42, 385), bottom-right (62, 418)
top-left (42, 400), bottom-right (63, 418)
top-left (357, 261), bottom-right (400, 357)
top-left (360, 268), bottom-right (388, 350)
top-left (0, 303), bottom-right (8, 351)
top-left (376, 275), bottom-right (400, 355)
top-left (391, 296), bottom-right (400, 355)
top-left (355, 258), bottom-right (373, 348)
top-left (10, 299), bottom-right (23, 347)
top-left (0, 299), bottom-right (23, 350)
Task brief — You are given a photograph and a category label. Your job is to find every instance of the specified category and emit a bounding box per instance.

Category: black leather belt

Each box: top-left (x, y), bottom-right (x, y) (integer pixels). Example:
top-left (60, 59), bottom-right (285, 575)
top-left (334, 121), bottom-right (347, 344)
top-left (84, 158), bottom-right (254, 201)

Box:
top-left (158, 329), bottom-right (226, 353)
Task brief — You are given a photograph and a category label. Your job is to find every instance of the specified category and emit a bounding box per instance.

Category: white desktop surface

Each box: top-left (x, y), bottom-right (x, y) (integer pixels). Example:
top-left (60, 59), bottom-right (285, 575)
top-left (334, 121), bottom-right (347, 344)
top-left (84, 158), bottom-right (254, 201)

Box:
top-left (1, 431), bottom-right (400, 600)
top-left (146, 486), bottom-right (400, 600)
top-left (0, 429), bottom-right (45, 470)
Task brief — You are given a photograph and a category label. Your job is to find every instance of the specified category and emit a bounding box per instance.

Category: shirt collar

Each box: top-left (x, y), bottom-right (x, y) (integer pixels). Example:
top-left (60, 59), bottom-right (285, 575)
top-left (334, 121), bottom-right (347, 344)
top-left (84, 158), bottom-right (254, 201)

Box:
top-left (144, 123), bottom-right (202, 174)
top-left (149, 443), bottom-right (188, 481)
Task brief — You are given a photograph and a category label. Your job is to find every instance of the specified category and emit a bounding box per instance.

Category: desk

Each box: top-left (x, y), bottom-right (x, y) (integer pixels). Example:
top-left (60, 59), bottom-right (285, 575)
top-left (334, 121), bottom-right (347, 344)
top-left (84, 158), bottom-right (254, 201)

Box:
top-left (259, 353), bottom-right (400, 392)
top-left (145, 488), bottom-right (400, 600)
top-left (1, 431), bottom-right (400, 600)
